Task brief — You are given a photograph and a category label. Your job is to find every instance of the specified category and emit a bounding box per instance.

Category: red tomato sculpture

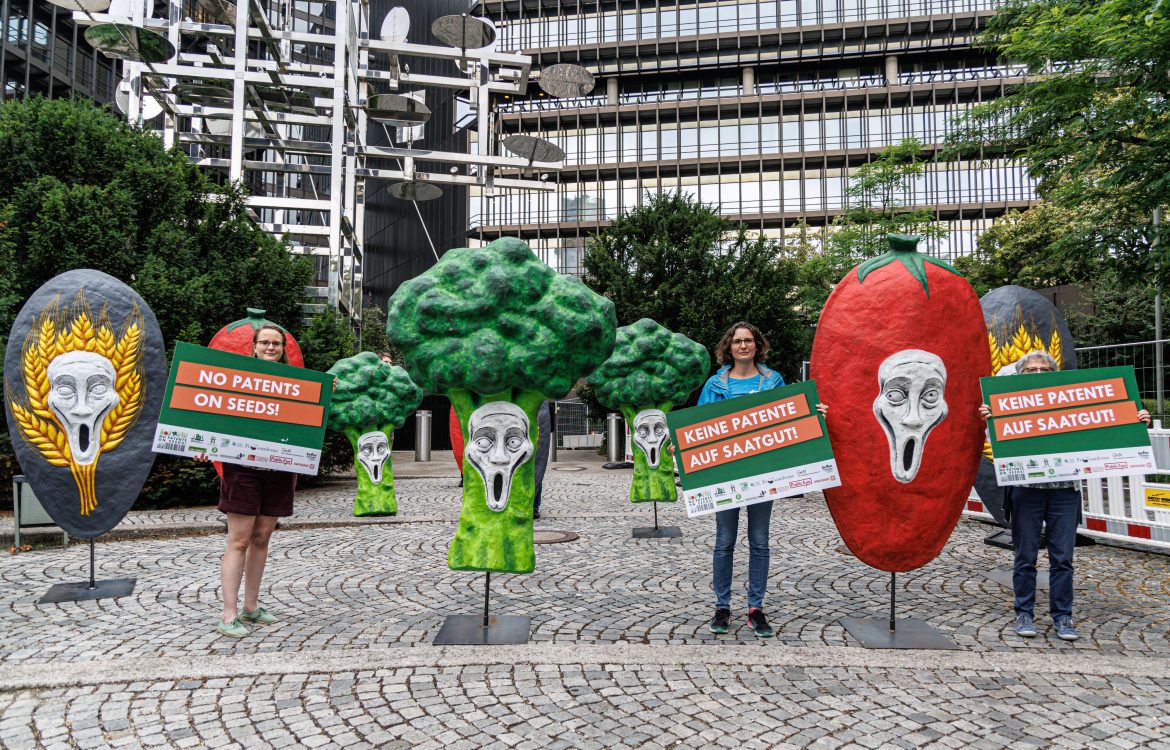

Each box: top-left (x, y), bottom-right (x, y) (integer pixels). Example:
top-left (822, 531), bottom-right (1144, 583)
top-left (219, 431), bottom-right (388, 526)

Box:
top-left (208, 307), bottom-right (304, 366)
top-left (811, 235), bottom-right (989, 572)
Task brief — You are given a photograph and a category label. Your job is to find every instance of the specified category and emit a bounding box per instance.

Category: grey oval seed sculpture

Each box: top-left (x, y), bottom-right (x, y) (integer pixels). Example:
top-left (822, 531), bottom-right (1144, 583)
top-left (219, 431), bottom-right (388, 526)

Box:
top-left (4, 270), bottom-right (166, 538)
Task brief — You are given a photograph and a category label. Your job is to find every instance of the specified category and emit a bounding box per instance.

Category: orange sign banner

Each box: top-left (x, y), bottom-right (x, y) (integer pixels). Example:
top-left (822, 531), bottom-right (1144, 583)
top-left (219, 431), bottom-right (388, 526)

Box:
top-left (994, 402), bottom-right (1139, 442)
top-left (175, 361), bottom-right (321, 403)
top-left (675, 394), bottom-right (811, 449)
top-left (679, 414), bottom-right (823, 472)
top-left (169, 385), bottom-right (324, 427)
top-left (988, 377), bottom-right (1127, 417)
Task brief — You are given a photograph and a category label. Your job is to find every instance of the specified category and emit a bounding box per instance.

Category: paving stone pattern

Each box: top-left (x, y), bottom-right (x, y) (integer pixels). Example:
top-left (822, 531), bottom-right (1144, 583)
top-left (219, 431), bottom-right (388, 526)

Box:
top-left (1, 472), bottom-right (1169, 748)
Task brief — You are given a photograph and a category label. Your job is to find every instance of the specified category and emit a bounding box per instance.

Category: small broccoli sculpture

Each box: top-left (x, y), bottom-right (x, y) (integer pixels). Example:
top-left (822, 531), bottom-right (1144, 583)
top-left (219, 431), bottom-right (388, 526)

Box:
top-left (587, 319), bottom-right (710, 503)
top-left (327, 352), bottom-right (423, 516)
top-left (387, 237), bottom-right (616, 573)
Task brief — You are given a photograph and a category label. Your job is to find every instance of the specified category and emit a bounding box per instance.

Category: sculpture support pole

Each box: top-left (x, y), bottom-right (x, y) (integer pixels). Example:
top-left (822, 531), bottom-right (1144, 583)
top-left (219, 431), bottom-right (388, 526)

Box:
top-left (89, 538), bottom-right (96, 590)
top-left (483, 572), bottom-right (490, 628)
top-left (889, 572), bottom-right (896, 632)
top-left (652, 501), bottom-right (659, 531)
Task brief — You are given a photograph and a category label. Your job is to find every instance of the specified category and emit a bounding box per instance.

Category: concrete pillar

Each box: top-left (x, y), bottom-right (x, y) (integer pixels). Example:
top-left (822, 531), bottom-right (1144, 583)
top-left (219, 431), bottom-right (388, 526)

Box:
top-left (743, 66), bottom-right (755, 95)
top-left (607, 77), bottom-right (619, 105)
top-left (885, 55), bottom-right (899, 86)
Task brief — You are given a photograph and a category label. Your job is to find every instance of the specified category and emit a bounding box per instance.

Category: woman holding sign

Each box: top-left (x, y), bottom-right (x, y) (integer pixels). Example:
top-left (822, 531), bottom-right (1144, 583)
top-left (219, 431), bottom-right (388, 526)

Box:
top-left (979, 351), bottom-right (1150, 642)
top-left (204, 325), bottom-right (299, 638)
top-left (697, 322), bottom-right (787, 638)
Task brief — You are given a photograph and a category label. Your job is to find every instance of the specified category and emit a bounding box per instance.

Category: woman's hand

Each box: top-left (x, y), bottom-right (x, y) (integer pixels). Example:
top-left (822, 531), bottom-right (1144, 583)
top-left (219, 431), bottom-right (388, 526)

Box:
top-left (816, 403), bottom-right (828, 416)
top-left (1138, 409), bottom-right (1152, 425)
top-left (193, 453), bottom-right (211, 463)
top-left (978, 404), bottom-right (991, 421)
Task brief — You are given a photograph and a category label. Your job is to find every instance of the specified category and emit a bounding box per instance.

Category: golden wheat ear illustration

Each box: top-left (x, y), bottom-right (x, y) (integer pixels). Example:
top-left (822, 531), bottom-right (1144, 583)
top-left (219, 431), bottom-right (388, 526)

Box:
top-left (7, 291), bottom-right (145, 516)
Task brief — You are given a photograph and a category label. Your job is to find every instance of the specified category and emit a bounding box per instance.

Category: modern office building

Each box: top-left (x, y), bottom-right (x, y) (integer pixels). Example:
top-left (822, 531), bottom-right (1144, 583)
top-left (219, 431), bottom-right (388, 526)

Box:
top-left (1, 0), bottom-right (117, 102)
top-left (473, 1), bottom-right (1034, 272)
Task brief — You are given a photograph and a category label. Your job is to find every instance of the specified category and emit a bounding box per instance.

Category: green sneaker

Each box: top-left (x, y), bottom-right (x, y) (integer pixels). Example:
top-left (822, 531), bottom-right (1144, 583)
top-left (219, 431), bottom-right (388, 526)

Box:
top-left (217, 618), bottom-right (248, 638)
top-left (240, 606), bottom-right (277, 625)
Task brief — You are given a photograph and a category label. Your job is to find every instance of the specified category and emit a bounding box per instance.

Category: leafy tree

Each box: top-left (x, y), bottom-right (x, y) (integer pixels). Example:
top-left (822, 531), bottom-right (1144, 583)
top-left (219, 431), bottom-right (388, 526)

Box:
top-left (947, 0), bottom-right (1170, 281)
top-left (795, 139), bottom-right (947, 320)
top-left (357, 303), bottom-right (400, 362)
top-left (388, 237), bottom-right (616, 573)
top-left (586, 319), bottom-right (709, 502)
top-left (327, 352), bottom-right (422, 515)
top-left (0, 96), bottom-right (313, 507)
top-left (300, 307), bottom-right (358, 371)
top-left (583, 192), bottom-right (805, 383)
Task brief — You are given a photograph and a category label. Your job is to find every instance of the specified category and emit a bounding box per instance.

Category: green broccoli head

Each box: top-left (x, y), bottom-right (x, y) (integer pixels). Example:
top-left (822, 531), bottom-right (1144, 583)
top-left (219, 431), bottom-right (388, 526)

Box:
top-left (326, 352), bottom-right (423, 431)
top-left (587, 318), bottom-right (710, 410)
top-left (386, 237), bottom-right (617, 399)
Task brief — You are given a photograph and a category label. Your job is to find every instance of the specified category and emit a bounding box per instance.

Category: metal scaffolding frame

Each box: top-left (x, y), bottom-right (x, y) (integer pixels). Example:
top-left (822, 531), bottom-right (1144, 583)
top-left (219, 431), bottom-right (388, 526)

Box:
top-left (67, 0), bottom-right (562, 320)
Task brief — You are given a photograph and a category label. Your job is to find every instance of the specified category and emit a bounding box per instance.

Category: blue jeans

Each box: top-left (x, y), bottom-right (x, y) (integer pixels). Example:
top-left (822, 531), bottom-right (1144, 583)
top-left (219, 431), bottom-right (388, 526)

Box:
top-left (712, 500), bottom-right (773, 609)
top-left (1010, 486), bottom-right (1079, 619)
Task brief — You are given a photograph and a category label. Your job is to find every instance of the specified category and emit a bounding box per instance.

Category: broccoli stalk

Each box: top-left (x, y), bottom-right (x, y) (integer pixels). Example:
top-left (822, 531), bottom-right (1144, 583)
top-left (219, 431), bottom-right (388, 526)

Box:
top-left (327, 352), bottom-right (423, 516)
top-left (387, 237), bottom-right (616, 573)
top-left (587, 318), bottom-right (710, 503)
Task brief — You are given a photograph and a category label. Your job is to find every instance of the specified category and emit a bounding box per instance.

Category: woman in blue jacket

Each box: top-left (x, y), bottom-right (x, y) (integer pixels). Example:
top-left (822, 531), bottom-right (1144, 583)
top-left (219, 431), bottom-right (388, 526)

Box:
top-left (698, 321), bottom-right (785, 638)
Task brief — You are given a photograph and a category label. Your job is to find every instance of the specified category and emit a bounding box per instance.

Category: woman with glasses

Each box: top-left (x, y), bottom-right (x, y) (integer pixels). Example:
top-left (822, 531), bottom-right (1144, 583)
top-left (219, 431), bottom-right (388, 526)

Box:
top-left (206, 325), bottom-right (299, 638)
top-left (697, 321), bottom-right (788, 638)
top-left (979, 350), bottom-right (1150, 642)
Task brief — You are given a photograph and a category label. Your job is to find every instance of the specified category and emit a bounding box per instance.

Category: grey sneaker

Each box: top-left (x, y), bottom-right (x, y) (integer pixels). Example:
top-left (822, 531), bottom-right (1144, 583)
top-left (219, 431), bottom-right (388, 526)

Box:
top-left (1014, 613), bottom-right (1037, 637)
top-left (1053, 616), bottom-right (1080, 641)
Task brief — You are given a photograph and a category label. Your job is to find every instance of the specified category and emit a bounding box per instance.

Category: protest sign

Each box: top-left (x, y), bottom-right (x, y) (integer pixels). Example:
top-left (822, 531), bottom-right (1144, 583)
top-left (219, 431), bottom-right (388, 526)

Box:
top-left (981, 366), bottom-right (1153, 486)
top-left (152, 342), bottom-right (333, 474)
top-left (666, 381), bottom-right (839, 517)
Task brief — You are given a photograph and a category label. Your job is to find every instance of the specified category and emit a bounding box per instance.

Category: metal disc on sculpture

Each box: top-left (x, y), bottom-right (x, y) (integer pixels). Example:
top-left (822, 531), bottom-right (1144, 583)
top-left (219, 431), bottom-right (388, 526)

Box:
top-left (203, 115), bottom-right (266, 139)
top-left (431, 14), bottom-right (495, 50)
top-left (380, 6), bottom-right (409, 43)
top-left (195, 0), bottom-right (236, 25)
top-left (538, 64), bottom-right (595, 98)
top-left (367, 94), bottom-right (431, 126)
top-left (85, 24), bottom-right (175, 63)
top-left (253, 85), bottom-right (316, 116)
top-left (502, 134), bottom-right (565, 164)
top-left (173, 83), bottom-right (232, 107)
top-left (45, 0), bottom-right (110, 13)
top-left (388, 181), bottom-right (442, 201)
top-left (3, 270), bottom-right (167, 539)
top-left (115, 75), bottom-right (164, 119)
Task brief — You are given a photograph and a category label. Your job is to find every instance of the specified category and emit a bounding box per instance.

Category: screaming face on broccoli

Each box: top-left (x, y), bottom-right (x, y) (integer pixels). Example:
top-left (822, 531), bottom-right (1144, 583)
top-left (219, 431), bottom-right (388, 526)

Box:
top-left (387, 237), bottom-right (616, 574)
top-left (327, 352), bottom-right (423, 516)
top-left (587, 318), bottom-right (710, 502)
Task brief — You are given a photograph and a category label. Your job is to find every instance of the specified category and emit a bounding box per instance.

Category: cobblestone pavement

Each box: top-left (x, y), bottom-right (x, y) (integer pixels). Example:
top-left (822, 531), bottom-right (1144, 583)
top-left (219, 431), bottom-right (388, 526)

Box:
top-left (2, 471), bottom-right (1169, 748)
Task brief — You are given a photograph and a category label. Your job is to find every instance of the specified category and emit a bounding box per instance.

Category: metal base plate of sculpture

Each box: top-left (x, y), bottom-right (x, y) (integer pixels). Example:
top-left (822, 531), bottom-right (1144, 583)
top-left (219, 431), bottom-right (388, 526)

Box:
top-left (586, 318), bottom-right (708, 538)
top-left (327, 352), bottom-right (423, 516)
top-left (5, 270), bottom-right (165, 602)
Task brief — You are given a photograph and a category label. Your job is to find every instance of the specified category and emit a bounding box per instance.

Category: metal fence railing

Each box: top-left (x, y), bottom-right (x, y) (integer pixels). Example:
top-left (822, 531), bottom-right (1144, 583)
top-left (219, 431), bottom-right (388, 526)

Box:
top-left (1075, 340), bottom-right (1167, 418)
top-left (553, 400), bottom-right (605, 450)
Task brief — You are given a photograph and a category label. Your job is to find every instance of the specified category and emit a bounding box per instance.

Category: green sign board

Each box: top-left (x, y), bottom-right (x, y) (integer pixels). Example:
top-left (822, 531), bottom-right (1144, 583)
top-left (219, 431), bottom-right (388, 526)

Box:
top-left (981, 365), bottom-right (1153, 485)
top-left (665, 380), bottom-right (838, 517)
top-left (151, 342), bottom-right (334, 474)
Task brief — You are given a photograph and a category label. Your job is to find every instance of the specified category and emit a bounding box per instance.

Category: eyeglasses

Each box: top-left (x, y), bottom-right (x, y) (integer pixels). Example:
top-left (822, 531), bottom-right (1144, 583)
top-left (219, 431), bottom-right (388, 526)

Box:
top-left (731, 338), bottom-right (756, 347)
top-left (257, 341), bottom-right (284, 348)
top-left (1021, 366), bottom-right (1053, 374)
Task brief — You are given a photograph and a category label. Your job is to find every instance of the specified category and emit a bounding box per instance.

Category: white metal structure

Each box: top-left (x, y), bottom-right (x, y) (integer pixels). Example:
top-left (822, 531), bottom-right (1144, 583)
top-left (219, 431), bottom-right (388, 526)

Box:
top-left (71, 0), bottom-right (560, 319)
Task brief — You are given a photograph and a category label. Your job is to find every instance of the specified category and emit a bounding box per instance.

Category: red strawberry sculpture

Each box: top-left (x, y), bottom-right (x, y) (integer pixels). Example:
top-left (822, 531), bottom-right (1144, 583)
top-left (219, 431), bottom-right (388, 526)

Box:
top-left (811, 234), bottom-right (990, 572)
top-left (208, 307), bottom-right (304, 366)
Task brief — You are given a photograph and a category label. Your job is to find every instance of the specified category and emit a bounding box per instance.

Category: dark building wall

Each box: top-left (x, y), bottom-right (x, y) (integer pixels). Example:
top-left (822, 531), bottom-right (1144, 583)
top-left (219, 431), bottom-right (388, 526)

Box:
top-left (363, 0), bottom-right (471, 313)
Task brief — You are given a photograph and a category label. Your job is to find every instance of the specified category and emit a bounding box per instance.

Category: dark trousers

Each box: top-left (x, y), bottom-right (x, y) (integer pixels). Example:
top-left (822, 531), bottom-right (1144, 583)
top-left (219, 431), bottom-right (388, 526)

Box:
top-left (1010, 486), bottom-right (1079, 619)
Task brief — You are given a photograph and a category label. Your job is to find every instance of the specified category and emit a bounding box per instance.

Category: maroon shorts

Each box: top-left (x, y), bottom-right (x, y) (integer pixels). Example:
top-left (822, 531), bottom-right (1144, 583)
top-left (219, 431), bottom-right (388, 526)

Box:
top-left (218, 463), bottom-right (297, 517)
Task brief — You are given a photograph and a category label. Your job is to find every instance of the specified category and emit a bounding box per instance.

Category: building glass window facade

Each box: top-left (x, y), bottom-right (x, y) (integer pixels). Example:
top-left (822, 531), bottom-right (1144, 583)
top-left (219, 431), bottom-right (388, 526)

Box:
top-left (476, 1), bottom-right (1032, 274)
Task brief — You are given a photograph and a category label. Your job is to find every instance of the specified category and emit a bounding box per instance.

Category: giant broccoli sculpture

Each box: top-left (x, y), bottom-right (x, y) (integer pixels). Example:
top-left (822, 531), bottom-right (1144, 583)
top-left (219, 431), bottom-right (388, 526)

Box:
top-left (387, 237), bottom-right (616, 573)
top-left (327, 352), bottom-right (423, 516)
top-left (587, 318), bottom-right (710, 503)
